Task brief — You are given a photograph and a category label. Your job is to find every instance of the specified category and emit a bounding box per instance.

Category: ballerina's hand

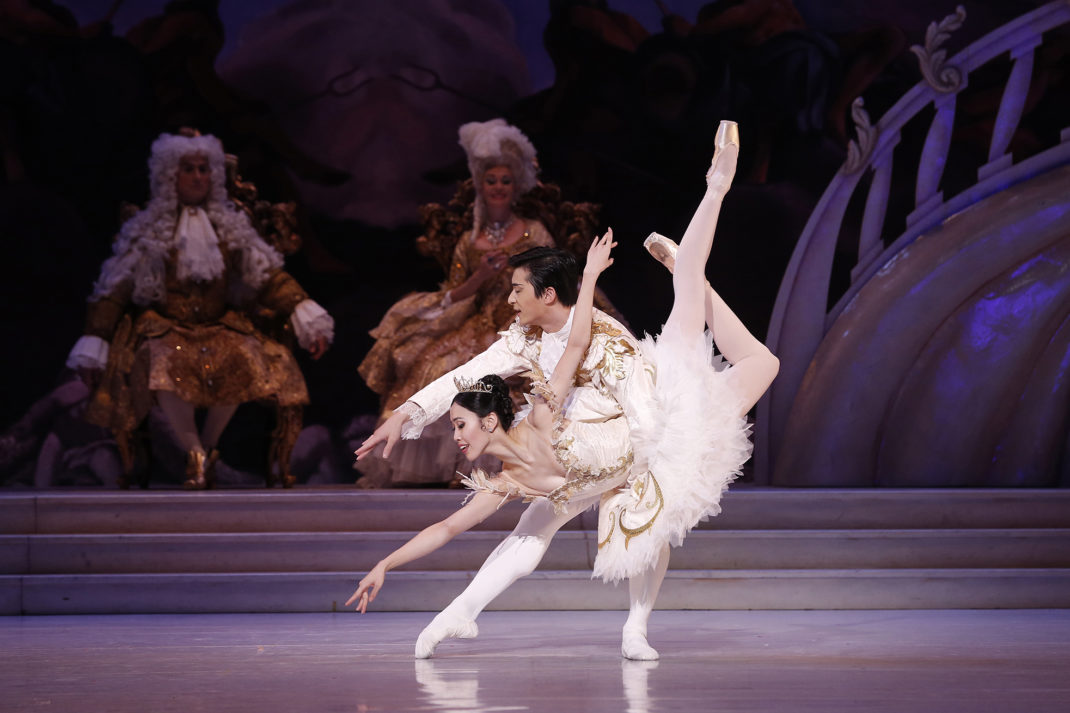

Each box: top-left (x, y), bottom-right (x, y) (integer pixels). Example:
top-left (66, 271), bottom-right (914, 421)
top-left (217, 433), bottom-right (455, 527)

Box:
top-left (584, 228), bottom-right (616, 277)
top-left (345, 565), bottom-right (386, 614)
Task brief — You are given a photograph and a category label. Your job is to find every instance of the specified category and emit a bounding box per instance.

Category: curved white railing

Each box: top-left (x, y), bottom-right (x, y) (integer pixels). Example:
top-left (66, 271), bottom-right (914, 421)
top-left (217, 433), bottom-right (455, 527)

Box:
top-left (755, 0), bottom-right (1070, 483)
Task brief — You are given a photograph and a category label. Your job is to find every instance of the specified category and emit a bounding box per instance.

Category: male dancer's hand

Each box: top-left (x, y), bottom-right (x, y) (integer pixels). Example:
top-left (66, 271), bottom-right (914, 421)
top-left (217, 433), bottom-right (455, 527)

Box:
top-left (355, 410), bottom-right (408, 460)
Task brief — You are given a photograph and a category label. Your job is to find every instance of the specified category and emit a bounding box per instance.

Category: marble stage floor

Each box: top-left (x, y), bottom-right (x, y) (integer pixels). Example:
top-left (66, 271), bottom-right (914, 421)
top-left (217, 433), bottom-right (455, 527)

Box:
top-left (2, 610), bottom-right (1068, 713)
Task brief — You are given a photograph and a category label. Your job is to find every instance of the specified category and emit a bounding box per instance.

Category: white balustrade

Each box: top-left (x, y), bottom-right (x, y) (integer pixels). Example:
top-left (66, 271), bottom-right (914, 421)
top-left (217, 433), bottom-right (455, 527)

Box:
top-left (755, 0), bottom-right (1070, 484)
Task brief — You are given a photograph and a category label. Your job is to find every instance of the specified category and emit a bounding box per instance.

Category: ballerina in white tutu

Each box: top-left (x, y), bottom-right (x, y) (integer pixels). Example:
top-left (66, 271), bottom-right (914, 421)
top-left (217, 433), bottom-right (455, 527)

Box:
top-left (347, 121), bottom-right (779, 658)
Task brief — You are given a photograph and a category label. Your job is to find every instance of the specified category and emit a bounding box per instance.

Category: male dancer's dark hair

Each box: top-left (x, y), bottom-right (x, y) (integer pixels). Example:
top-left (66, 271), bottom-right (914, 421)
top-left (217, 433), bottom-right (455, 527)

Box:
top-left (508, 247), bottom-right (580, 306)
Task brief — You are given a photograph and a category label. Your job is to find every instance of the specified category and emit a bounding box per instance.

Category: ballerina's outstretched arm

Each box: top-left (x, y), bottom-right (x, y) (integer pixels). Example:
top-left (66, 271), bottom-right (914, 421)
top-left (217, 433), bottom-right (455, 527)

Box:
top-left (345, 491), bottom-right (503, 613)
top-left (528, 229), bottom-right (616, 430)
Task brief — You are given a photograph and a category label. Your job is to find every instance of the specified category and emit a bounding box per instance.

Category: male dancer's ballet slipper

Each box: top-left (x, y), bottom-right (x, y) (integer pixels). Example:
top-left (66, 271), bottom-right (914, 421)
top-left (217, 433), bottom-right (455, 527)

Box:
top-left (706, 120), bottom-right (740, 196)
top-left (643, 232), bottom-right (678, 274)
top-left (414, 609), bottom-right (479, 659)
top-left (622, 627), bottom-right (659, 661)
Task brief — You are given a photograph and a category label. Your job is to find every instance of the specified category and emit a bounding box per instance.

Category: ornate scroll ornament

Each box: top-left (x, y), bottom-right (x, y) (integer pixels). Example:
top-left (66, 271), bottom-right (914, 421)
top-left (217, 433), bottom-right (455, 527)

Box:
top-left (910, 5), bottom-right (967, 93)
top-left (842, 97), bottom-right (878, 175)
top-left (617, 471), bottom-right (665, 548)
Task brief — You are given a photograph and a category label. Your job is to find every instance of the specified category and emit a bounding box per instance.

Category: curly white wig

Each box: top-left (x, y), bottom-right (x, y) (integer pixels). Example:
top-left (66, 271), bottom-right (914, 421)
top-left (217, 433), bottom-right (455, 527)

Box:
top-left (91, 132), bottom-right (283, 306)
top-left (458, 119), bottom-right (538, 237)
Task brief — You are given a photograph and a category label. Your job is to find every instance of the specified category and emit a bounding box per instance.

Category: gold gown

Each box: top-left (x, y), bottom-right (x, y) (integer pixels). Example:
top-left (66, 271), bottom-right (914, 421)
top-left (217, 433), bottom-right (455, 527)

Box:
top-left (359, 219), bottom-right (554, 416)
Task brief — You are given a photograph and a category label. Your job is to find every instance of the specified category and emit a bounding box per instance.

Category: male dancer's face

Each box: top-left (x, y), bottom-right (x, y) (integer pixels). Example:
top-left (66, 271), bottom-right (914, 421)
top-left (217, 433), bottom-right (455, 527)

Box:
top-left (508, 266), bottom-right (551, 327)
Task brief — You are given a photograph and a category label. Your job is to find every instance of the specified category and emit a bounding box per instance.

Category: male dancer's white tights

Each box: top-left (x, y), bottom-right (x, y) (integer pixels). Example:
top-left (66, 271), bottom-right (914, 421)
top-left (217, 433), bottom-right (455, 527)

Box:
top-left (415, 494), bottom-right (670, 660)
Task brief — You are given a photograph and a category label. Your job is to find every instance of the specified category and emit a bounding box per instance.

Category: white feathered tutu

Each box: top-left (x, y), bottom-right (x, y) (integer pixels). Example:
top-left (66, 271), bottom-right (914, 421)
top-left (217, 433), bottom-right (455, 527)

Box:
top-left (592, 330), bottom-right (752, 583)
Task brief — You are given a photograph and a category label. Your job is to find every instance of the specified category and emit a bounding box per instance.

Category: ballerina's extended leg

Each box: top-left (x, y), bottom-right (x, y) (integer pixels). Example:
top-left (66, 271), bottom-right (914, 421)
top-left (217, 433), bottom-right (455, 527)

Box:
top-left (660, 121), bottom-right (739, 346)
top-left (644, 234), bottom-right (779, 415)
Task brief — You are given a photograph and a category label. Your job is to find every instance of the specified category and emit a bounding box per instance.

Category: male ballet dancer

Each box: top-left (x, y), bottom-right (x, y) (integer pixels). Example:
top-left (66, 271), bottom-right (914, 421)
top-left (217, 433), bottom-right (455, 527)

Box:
top-left (358, 241), bottom-right (669, 659)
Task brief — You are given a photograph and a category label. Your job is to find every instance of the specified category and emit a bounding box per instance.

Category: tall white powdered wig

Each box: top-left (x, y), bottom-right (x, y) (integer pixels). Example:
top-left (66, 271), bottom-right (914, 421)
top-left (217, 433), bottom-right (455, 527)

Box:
top-left (458, 119), bottom-right (538, 239)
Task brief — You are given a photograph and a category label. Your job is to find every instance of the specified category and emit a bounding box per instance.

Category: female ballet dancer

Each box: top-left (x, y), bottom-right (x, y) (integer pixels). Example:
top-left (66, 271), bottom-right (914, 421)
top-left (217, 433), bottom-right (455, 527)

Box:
top-left (346, 227), bottom-right (620, 616)
top-left (346, 121), bottom-right (779, 657)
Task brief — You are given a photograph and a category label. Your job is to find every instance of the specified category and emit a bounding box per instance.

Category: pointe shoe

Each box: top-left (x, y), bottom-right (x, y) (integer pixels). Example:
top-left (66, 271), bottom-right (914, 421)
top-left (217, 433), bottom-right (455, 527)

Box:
top-left (414, 610), bottom-right (479, 659)
top-left (643, 232), bottom-right (678, 274)
top-left (621, 628), bottom-right (660, 661)
top-left (183, 449), bottom-right (208, 490)
top-left (706, 120), bottom-right (739, 195)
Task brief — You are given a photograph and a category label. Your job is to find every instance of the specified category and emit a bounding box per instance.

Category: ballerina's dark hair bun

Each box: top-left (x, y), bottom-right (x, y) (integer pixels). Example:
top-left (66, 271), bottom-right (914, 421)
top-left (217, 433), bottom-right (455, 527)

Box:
top-left (452, 374), bottom-right (514, 430)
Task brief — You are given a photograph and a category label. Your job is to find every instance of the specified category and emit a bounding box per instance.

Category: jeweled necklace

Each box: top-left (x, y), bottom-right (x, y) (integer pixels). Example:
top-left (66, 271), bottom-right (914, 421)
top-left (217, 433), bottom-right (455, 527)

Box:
top-left (483, 215), bottom-right (516, 245)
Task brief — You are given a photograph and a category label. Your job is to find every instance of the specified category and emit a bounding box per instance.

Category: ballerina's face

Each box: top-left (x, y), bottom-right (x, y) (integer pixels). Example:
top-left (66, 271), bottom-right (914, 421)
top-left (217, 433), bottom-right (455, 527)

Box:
top-left (482, 165), bottom-right (515, 210)
top-left (450, 403), bottom-right (491, 461)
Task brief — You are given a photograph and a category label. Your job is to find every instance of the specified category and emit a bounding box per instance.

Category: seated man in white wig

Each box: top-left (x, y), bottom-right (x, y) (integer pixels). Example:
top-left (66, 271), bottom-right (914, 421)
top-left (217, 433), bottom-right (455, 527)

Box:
top-left (67, 130), bottom-right (334, 488)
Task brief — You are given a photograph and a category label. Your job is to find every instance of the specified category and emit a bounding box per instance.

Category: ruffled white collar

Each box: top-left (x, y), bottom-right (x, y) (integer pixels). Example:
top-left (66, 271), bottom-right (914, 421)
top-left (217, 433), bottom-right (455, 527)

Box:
top-left (174, 205), bottom-right (225, 283)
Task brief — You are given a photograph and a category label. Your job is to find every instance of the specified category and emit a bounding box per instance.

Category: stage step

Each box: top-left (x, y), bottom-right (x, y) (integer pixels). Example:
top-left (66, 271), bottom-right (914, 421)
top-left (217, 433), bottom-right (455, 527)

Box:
top-left (3, 569), bottom-right (1070, 615)
top-left (4, 488), bottom-right (1070, 535)
top-left (2, 488), bottom-right (1069, 614)
top-left (3, 529), bottom-right (1070, 575)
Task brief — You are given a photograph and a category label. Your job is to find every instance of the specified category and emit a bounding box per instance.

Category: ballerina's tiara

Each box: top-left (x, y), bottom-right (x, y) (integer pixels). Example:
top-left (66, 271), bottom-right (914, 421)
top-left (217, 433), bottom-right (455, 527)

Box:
top-left (454, 376), bottom-right (494, 394)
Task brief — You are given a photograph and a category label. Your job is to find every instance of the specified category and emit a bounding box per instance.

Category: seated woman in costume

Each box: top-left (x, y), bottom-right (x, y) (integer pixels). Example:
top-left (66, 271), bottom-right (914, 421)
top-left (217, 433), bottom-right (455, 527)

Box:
top-left (66, 130), bottom-right (334, 489)
top-left (346, 122), bottom-right (780, 614)
top-left (356, 119), bottom-right (555, 486)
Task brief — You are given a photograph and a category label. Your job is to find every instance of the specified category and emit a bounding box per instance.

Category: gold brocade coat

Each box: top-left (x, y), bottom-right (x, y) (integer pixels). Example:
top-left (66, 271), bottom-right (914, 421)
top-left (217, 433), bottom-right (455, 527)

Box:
top-left (358, 219), bottom-right (554, 415)
top-left (83, 248), bottom-right (312, 436)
